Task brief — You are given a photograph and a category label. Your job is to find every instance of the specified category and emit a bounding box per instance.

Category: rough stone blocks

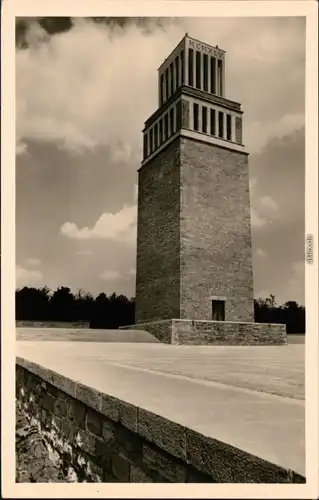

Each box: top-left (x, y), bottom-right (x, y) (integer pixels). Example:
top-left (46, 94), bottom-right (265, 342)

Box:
top-left (124, 319), bottom-right (287, 345)
top-left (16, 361), bottom-right (302, 482)
top-left (136, 134), bottom-right (255, 325)
top-left (180, 138), bottom-right (254, 322)
top-left (135, 139), bottom-right (181, 323)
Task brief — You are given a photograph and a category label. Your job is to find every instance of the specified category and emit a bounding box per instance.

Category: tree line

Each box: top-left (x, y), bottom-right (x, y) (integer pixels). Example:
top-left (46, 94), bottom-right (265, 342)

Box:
top-left (254, 294), bottom-right (305, 334)
top-left (15, 287), bottom-right (135, 329)
top-left (15, 287), bottom-right (305, 333)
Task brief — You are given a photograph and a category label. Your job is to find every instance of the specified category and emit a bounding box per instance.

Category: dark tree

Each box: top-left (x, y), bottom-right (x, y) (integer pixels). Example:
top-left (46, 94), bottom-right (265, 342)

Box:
top-left (282, 300), bottom-right (305, 334)
top-left (89, 292), bottom-right (135, 329)
top-left (16, 286), bottom-right (51, 321)
top-left (50, 286), bottom-right (75, 322)
top-left (254, 295), bottom-right (305, 334)
top-left (74, 289), bottom-right (94, 322)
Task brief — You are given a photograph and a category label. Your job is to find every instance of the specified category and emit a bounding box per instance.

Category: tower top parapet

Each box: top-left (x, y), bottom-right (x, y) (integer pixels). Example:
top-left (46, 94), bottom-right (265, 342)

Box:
top-left (142, 35), bottom-right (244, 166)
top-left (158, 34), bottom-right (226, 71)
top-left (157, 34), bottom-right (226, 107)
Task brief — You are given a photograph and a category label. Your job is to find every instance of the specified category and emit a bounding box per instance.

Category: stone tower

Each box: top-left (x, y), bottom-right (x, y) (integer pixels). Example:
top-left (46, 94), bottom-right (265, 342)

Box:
top-left (131, 35), bottom-right (286, 345)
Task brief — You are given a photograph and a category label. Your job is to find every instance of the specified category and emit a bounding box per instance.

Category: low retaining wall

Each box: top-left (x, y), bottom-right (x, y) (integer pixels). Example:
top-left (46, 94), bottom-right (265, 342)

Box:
top-left (121, 319), bottom-right (287, 345)
top-left (16, 357), bottom-right (302, 483)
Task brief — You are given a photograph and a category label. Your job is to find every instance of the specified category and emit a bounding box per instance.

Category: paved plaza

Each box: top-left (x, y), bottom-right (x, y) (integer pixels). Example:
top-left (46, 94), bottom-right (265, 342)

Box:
top-left (17, 327), bottom-right (305, 477)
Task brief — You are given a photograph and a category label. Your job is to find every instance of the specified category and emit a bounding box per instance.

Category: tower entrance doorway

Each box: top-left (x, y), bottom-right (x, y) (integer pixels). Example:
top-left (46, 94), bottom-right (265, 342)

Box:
top-left (212, 300), bottom-right (225, 321)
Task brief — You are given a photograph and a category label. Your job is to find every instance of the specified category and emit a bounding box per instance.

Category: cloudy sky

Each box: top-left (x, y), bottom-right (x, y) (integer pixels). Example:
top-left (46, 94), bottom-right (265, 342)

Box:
top-left (16, 16), bottom-right (305, 305)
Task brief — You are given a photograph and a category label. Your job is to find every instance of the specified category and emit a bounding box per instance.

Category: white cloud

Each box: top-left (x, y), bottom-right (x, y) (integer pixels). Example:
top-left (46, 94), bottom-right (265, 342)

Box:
top-left (251, 208), bottom-right (267, 228)
top-left (260, 196), bottom-right (278, 212)
top-left (245, 113), bottom-right (304, 154)
top-left (100, 267), bottom-right (136, 284)
top-left (16, 18), bottom-right (305, 158)
top-left (111, 142), bottom-right (133, 164)
top-left (16, 19), bottom-right (181, 158)
top-left (250, 178), bottom-right (278, 229)
top-left (16, 265), bottom-right (43, 287)
top-left (21, 19), bottom-right (50, 47)
top-left (61, 204), bottom-right (137, 243)
top-left (25, 257), bottom-right (41, 267)
top-left (100, 270), bottom-right (121, 281)
top-left (255, 248), bottom-right (266, 258)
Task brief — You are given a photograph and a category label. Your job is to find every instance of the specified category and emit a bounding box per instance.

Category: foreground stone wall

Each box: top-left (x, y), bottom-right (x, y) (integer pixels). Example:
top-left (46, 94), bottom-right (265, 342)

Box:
top-left (16, 357), bottom-right (301, 483)
top-left (16, 404), bottom-right (65, 482)
top-left (122, 319), bottom-right (287, 345)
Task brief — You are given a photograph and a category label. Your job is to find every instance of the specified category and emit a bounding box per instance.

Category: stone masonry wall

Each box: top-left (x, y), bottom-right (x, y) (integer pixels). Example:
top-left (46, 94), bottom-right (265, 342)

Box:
top-left (122, 319), bottom-right (287, 345)
top-left (135, 138), bottom-right (181, 323)
top-left (171, 319), bottom-right (287, 346)
top-left (16, 358), bottom-right (302, 483)
top-left (180, 137), bottom-right (255, 322)
top-left (16, 360), bottom-right (214, 483)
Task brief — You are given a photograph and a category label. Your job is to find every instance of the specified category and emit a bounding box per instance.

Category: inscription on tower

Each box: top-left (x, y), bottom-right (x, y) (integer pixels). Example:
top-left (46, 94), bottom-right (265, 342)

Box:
top-left (188, 38), bottom-right (224, 59)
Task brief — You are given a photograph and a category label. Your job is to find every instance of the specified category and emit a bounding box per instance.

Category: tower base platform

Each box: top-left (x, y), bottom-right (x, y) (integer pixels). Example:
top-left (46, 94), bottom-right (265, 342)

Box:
top-left (120, 319), bottom-right (287, 345)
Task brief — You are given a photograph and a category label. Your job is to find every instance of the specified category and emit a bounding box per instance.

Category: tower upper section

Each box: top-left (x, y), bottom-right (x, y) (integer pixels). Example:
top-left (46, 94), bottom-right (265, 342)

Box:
top-left (158, 34), bottom-right (226, 106)
top-left (142, 34), bottom-right (246, 167)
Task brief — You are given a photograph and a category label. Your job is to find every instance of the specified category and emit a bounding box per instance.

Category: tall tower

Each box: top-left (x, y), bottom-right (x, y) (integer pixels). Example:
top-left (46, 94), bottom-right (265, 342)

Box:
top-left (129, 35), bottom-right (287, 345)
top-left (135, 34), bottom-right (254, 326)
